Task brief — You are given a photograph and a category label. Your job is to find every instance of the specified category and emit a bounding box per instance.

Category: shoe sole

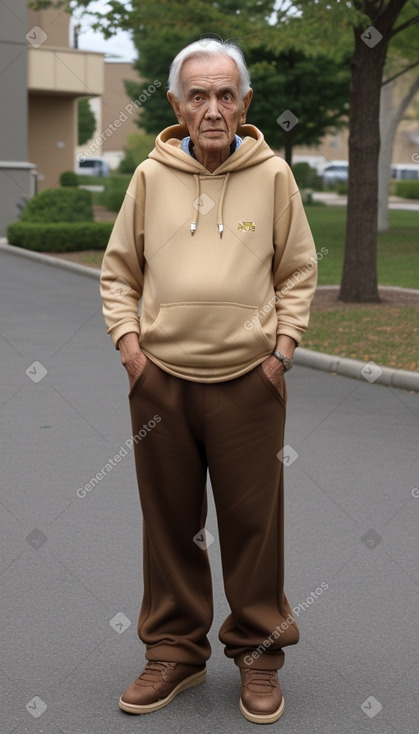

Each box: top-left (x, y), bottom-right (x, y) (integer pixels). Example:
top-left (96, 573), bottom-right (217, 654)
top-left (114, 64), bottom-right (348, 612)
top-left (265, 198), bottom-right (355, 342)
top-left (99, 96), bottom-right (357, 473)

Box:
top-left (118, 667), bottom-right (206, 714)
top-left (239, 695), bottom-right (285, 724)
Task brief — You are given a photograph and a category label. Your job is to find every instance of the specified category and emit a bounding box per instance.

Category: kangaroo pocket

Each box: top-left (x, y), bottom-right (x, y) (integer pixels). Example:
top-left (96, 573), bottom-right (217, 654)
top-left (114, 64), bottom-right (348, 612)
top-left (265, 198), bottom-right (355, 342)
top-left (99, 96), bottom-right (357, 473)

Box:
top-left (140, 302), bottom-right (272, 370)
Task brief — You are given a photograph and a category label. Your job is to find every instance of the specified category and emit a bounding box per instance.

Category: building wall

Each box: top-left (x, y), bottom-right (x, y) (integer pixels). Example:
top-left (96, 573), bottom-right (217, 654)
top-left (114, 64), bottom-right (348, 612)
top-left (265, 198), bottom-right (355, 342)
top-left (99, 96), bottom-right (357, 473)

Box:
top-left (76, 62), bottom-right (144, 169)
top-left (101, 62), bottom-right (143, 152)
top-left (27, 7), bottom-right (70, 48)
top-left (28, 95), bottom-right (77, 189)
top-left (0, 0), bottom-right (34, 234)
top-left (26, 8), bottom-right (104, 191)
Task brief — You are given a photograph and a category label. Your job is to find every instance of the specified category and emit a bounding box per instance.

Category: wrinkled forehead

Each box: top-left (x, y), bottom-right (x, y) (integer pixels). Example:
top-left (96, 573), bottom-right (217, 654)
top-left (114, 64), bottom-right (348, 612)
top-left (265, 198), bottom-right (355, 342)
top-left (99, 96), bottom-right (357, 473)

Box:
top-left (180, 55), bottom-right (241, 93)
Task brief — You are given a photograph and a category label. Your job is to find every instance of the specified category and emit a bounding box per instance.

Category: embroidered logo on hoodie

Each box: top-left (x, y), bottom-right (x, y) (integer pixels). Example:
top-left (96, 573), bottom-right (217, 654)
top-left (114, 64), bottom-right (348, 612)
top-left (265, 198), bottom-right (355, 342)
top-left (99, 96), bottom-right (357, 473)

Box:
top-left (238, 221), bottom-right (255, 232)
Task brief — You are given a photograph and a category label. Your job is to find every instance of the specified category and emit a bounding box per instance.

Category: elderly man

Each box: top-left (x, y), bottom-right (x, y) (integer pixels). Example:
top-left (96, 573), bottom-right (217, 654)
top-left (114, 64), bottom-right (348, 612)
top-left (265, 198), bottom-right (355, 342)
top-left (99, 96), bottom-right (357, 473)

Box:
top-left (100, 39), bottom-right (317, 724)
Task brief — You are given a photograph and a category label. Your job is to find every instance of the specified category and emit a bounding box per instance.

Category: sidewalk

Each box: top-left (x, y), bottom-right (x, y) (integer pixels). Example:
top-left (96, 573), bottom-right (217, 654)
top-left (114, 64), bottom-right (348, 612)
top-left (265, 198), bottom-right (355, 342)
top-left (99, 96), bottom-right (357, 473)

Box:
top-left (1, 248), bottom-right (418, 733)
top-left (313, 191), bottom-right (419, 211)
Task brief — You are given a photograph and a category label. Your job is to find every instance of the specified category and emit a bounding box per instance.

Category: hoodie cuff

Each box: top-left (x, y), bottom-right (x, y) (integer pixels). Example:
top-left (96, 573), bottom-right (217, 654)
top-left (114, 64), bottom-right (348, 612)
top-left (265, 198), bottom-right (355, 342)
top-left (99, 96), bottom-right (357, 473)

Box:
top-left (109, 322), bottom-right (140, 350)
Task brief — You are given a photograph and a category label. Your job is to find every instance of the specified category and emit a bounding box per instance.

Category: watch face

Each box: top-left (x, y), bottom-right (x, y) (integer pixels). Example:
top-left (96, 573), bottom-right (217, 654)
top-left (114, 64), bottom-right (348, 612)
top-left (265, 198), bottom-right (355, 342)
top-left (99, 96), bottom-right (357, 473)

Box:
top-left (274, 351), bottom-right (293, 370)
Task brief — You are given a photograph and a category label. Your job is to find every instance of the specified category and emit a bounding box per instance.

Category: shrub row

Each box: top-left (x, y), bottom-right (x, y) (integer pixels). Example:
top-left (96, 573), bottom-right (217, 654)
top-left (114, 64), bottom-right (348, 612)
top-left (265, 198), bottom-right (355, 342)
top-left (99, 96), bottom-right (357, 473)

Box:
top-left (99, 176), bottom-right (129, 212)
top-left (7, 221), bottom-right (114, 252)
top-left (21, 187), bottom-right (93, 223)
top-left (393, 179), bottom-right (419, 199)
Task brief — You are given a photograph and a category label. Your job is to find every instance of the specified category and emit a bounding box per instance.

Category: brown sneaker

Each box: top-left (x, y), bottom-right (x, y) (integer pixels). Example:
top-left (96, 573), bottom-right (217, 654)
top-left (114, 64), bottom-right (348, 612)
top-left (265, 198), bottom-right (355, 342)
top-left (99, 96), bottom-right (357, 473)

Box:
top-left (239, 667), bottom-right (285, 724)
top-left (118, 660), bottom-right (206, 714)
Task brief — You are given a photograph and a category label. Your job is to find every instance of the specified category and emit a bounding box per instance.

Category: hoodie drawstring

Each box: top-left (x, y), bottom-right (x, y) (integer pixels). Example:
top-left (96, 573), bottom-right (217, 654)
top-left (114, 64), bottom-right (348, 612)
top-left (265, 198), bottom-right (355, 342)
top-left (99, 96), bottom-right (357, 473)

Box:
top-left (190, 172), bottom-right (230, 238)
top-left (217, 172), bottom-right (230, 238)
top-left (190, 174), bottom-right (200, 235)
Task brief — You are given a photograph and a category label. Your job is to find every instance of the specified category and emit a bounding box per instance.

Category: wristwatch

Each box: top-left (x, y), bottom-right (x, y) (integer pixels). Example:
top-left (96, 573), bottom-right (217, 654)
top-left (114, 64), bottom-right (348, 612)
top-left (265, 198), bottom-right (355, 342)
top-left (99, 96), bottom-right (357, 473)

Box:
top-left (273, 350), bottom-right (294, 371)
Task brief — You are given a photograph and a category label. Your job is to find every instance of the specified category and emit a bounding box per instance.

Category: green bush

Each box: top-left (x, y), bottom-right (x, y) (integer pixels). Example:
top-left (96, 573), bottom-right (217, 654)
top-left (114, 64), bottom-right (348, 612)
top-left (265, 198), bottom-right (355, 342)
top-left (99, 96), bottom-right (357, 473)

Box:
top-left (118, 150), bottom-right (137, 174)
top-left (7, 221), bottom-right (114, 252)
top-left (60, 170), bottom-right (79, 187)
top-left (20, 188), bottom-right (93, 223)
top-left (393, 180), bottom-right (419, 199)
top-left (336, 182), bottom-right (348, 195)
top-left (99, 176), bottom-right (129, 212)
top-left (118, 132), bottom-right (156, 173)
top-left (292, 162), bottom-right (322, 190)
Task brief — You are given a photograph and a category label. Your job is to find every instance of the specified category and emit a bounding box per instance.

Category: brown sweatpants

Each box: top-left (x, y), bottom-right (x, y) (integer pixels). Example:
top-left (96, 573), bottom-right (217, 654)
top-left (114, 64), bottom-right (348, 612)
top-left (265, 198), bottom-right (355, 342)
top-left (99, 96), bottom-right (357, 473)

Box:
top-left (128, 358), bottom-right (299, 670)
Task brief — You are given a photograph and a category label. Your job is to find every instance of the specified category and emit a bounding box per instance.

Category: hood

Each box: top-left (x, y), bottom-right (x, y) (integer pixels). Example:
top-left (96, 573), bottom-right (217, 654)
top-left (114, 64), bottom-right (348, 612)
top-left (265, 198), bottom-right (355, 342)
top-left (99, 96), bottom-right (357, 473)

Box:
top-left (148, 123), bottom-right (275, 237)
top-left (148, 123), bottom-right (275, 174)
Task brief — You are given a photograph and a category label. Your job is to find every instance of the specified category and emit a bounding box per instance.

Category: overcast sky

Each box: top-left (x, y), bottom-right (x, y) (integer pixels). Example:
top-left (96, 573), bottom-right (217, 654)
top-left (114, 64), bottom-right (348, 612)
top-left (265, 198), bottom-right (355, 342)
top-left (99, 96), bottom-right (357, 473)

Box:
top-left (71, 1), bottom-right (137, 63)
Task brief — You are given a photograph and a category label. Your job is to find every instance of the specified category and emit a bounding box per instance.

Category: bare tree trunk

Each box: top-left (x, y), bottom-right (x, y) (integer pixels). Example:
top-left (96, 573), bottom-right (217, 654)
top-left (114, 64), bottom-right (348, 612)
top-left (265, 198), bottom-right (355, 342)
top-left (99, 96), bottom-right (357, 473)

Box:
top-left (378, 75), bottom-right (419, 232)
top-left (284, 137), bottom-right (293, 167)
top-left (339, 0), bottom-right (410, 303)
top-left (339, 30), bottom-right (387, 302)
top-left (378, 81), bottom-right (396, 233)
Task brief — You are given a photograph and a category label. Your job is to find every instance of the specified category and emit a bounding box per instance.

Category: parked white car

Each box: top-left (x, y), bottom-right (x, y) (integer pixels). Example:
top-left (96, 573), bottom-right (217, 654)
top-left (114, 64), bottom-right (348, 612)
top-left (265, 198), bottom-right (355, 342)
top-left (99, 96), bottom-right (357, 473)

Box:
top-left (322, 161), bottom-right (349, 186)
top-left (390, 164), bottom-right (419, 180)
top-left (77, 157), bottom-right (110, 177)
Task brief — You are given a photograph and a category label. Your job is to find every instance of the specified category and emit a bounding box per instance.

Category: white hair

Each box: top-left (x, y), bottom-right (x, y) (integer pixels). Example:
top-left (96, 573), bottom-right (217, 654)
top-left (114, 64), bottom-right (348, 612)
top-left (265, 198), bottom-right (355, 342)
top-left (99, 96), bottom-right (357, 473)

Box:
top-left (168, 39), bottom-right (251, 99)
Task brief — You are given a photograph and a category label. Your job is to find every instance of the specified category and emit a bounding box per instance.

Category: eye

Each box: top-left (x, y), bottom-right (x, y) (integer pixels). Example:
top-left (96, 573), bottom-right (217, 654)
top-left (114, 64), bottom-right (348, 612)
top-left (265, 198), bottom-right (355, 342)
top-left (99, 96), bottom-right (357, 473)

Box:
top-left (222, 93), bottom-right (233, 102)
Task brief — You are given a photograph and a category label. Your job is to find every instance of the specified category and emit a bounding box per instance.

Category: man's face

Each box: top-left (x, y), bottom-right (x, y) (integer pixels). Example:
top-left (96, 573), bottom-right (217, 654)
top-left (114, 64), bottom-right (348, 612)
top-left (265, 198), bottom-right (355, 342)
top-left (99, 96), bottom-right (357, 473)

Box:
top-left (167, 55), bottom-right (252, 165)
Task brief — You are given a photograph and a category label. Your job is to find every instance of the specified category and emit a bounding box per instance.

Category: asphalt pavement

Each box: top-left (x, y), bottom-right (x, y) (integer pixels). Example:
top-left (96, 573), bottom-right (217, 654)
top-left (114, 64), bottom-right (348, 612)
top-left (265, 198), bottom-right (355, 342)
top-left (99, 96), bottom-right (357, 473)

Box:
top-left (1, 249), bottom-right (418, 734)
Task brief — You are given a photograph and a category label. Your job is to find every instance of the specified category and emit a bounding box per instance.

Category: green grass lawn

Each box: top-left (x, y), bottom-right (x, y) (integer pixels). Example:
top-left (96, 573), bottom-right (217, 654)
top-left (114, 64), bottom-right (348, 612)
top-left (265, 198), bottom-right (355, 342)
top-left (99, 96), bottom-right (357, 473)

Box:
top-left (305, 206), bottom-right (419, 289)
top-left (304, 206), bottom-right (419, 371)
top-left (304, 305), bottom-right (419, 372)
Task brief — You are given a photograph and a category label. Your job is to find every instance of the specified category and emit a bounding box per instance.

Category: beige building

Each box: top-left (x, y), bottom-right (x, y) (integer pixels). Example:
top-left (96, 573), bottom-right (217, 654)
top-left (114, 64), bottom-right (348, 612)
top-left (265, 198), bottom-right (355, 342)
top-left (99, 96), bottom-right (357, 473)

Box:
top-left (76, 61), bottom-right (142, 170)
top-left (27, 6), bottom-right (104, 189)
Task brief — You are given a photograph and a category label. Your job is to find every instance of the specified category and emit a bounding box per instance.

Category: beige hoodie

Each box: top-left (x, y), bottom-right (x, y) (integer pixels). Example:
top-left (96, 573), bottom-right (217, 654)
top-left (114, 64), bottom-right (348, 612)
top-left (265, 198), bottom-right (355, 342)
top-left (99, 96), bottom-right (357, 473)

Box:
top-left (100, 123), bottom-right (317, 382)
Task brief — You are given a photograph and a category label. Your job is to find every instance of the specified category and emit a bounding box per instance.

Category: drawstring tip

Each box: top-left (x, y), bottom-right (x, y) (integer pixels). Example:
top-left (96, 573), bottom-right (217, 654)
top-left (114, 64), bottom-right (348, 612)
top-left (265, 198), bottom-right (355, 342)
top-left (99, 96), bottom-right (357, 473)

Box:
top-left (218, 223), bottom-right (224, 238)
top-left (190, 223), bottom-right (197, 235)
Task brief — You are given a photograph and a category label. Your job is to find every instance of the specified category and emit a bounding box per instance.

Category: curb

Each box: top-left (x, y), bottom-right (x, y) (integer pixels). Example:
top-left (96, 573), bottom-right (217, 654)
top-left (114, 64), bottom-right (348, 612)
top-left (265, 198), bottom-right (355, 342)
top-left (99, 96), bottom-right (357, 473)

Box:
top-left (0, 240), bottom-right (100, 280)
top-left (294, 349), bottom-right (419, 392)
top-left (1, 240), bottom-right (418, 393)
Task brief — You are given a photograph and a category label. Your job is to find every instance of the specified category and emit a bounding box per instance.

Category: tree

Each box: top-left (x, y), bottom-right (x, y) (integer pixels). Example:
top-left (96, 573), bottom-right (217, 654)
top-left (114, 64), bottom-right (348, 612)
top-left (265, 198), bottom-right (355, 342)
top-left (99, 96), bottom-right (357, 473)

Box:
top-left (378, 9), bottom-right (419, 232)
top-left (35, 0), bottom-right (419, 303)
top-left (243, 49), bottom-right (350, 165)
top-left (78, 97), bottom-right (96, 145)
top-left (378, 74), bottom-right (419, 232)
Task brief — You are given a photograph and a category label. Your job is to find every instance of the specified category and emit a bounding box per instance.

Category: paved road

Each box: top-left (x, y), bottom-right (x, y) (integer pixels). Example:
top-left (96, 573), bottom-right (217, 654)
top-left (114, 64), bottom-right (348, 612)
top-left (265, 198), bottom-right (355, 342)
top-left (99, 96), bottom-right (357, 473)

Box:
top-left (1, 250), bottom-right (418, 734)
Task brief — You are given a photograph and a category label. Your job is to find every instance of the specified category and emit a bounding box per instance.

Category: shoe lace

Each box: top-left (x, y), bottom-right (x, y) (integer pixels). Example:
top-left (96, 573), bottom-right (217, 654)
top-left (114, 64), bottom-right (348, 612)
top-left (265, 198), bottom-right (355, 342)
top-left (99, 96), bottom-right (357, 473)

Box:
top-left (136, 661), bottom-right (176, 685)
top-left (244, 668), bottom-right (277, 693)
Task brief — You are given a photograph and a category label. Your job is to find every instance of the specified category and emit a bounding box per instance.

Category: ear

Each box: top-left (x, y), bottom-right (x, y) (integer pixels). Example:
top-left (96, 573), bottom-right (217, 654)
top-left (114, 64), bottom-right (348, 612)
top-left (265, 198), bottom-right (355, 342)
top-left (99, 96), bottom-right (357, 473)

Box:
top-left (167, 92), bottom-right (183, 123)
top-left (239, 89), bottom-right (253, 124)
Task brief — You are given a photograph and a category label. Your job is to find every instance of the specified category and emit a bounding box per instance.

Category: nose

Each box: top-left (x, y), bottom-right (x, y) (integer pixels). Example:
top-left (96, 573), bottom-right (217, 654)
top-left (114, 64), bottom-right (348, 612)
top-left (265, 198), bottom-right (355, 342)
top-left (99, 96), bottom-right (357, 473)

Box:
top-left (204, 95), bottom-right (221, 119)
